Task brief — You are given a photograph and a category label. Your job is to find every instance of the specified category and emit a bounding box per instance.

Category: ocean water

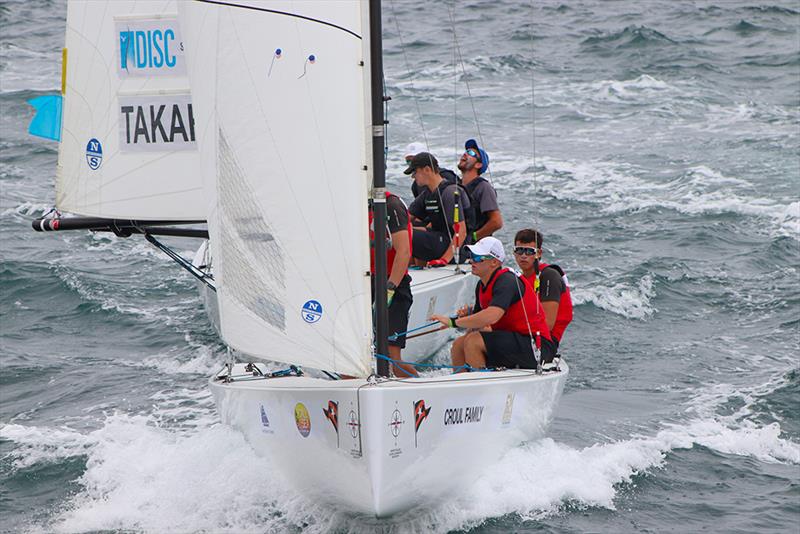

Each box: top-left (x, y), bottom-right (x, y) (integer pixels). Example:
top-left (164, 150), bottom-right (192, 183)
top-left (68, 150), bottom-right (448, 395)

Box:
top-left (1, 0), bottom-right (798, 532)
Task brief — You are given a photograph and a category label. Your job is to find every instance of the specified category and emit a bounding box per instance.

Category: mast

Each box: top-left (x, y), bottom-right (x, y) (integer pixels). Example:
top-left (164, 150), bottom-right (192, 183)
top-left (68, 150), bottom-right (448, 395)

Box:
top-left (369, 0), bottom-right (389, 377)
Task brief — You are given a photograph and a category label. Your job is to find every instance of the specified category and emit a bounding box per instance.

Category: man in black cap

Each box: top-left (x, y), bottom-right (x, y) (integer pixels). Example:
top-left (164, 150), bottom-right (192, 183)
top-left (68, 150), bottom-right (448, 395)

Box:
top-left (405, 142), bottom-right (460, 198)
top-left (405, 152), bottom-right (470, 266)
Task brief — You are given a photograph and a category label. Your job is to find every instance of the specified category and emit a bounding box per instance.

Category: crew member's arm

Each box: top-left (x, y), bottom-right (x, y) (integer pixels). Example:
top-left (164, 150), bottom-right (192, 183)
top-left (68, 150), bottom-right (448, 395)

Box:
top-left (407, 194), bottom-right (426, 229)
top-left (473, 182), bottom-right (503, 241)
top-left (432, 272), bottom-right (520, 329)
top-left (475, 210), bottom-right (503, 241)
top-left (388, 229), bottom-right (410, 287)
top-left (387, 195), bottom-right (412, 286)
top-left (432, 306), bottom-right (503, 330)
top-left (539, 267), bottom-right (563, 331)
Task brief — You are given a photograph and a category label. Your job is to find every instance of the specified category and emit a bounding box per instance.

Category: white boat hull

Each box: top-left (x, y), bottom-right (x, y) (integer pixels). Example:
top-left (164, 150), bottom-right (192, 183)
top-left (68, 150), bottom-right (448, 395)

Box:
top-left (193, 241), bottom-right (475, 362)
top-left (211, 361), bottom-right (568, 517)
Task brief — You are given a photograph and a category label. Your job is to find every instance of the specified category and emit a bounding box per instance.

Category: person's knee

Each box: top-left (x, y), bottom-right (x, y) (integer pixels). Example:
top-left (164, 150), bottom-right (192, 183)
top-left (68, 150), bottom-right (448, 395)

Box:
top-left (463, 331), bottom-right (483, 351)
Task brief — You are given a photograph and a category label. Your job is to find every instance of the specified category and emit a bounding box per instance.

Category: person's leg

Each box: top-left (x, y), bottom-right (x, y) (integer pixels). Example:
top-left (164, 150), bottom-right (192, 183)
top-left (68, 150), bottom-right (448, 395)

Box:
top-left (539, 336), bottom-right (557, 364)
top-left (451, 334), bottom-right (467, 368)
top-left (463, 331), bottom-right (488, 369)
top-left (388, 344), bottom-right (418, 377)
top-left (411, 230), bottom-right (448, 264)
top-left (387, 275), bottom-right (417, 376)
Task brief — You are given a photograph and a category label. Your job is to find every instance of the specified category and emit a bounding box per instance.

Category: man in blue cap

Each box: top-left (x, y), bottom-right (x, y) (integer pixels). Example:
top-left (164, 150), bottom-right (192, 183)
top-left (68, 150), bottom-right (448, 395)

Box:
top-left (458, 138), bottom-right (503, 247)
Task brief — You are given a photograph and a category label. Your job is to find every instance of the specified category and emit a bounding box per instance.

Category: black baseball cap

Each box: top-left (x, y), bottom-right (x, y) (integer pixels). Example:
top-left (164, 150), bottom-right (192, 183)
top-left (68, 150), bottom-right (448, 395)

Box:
top-left (403, 152), bottom-right (439, 175)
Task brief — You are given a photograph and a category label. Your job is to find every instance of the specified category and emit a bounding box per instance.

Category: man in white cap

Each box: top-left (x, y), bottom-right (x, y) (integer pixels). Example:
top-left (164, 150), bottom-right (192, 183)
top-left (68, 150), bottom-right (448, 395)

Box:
top-left (431, 237), bottom-right (556, 370)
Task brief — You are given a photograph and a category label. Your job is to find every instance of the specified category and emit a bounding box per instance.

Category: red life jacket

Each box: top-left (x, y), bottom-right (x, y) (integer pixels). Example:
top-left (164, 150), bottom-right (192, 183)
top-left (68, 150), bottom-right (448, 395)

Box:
top-left (478, 268), bottom-right (552, 344)
top-left (369, 191), bottom-right (412, 276)
top-left (527, 262), bottom-right (573, 342)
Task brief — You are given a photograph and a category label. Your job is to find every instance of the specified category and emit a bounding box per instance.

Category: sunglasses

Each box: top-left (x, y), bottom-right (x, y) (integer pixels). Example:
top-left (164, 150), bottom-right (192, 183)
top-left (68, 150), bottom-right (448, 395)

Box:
top-left (464, 148), bottom-right (481, 160)
top-left (470, 253), bottom-right (492, 263)
top-left (513, 246), bottom-right (537, 256)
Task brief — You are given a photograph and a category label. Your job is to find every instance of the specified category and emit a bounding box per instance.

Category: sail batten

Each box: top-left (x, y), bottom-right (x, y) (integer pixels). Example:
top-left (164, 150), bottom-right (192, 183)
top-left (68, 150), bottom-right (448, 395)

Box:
top-left (181, 0), bottom-right (373, 376)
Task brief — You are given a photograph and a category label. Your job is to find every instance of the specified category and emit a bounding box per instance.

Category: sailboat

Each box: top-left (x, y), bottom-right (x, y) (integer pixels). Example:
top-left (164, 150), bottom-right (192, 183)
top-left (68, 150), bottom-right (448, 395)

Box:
top-left (30, 0), bottom-right (474, 362)
top-left (30, 0), bottom-right (567, 517)
top-left (176, 0), bottom-right (568, 516)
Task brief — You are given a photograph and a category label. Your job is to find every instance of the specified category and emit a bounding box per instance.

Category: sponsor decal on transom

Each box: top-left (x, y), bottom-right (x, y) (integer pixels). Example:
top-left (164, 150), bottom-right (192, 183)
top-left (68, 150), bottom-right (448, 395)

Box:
top-left (502, 393), bottom-right (515, 426)
top-left (260, 405), bottom-right (274, 434)
top-left (387, 402), bottom-right (404, 459)
top-left (443, 405), bottom-right (484, 426)
top-left (323, 400), bottom-right (339, 447)
top-left (294, 403), bottom-right (311, 437)
top-left (413, 399), bottom-right (431, 447)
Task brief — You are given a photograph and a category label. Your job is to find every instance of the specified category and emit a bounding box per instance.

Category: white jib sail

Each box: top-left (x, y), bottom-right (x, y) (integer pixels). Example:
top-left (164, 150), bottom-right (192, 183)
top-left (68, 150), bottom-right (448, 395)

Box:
top-left (57, 0), bottom-right (204, 219)
top-left (180, 0), bottom-right (373, 376)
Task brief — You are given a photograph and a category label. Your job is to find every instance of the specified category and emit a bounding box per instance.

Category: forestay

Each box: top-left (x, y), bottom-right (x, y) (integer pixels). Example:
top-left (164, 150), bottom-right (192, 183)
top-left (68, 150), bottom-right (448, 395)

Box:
top-left (58, 0), bottom-right (204, 219)
top-left (180, 0), bottom-right (373, 376)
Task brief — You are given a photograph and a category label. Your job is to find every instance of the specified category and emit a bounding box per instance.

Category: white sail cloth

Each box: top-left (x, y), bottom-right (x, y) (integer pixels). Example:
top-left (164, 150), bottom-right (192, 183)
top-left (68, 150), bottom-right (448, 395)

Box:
top-left (57, 0), bottom-right (204, 219)
top-left (180, 1), bottom-right (373, 376)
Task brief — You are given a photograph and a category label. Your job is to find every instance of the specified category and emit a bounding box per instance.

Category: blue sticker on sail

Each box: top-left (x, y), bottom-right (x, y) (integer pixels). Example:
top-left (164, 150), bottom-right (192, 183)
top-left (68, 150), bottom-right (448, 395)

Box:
top-left (85, 138), bottom-right (103, 170)
top-left (301, 300), bottom-right (323, 323)
top-left (116, 18), bottom-right (186, 77)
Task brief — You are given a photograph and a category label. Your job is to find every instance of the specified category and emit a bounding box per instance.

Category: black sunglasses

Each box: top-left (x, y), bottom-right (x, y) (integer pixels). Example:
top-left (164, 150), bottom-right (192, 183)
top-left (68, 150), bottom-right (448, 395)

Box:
top-left (513, 246), bottom-right (537, 256)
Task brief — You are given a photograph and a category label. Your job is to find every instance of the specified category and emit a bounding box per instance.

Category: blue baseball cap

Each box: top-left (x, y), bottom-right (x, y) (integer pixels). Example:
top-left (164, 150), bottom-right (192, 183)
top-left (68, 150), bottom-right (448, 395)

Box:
top-left (464, 139), bottom-right (489, 175)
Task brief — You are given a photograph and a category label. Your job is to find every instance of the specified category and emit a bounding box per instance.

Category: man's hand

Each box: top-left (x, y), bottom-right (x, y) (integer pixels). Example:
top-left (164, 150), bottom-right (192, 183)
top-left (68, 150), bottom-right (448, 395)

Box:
top-left (456, 304), bottom-right (472, 317)
top-left (387, 281), bottom-right (397, 307)
top-left (430, 314), bottom-right (454, 329)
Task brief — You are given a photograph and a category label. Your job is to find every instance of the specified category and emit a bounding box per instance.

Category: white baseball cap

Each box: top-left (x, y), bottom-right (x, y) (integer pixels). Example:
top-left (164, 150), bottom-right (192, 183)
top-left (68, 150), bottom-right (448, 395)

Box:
top-left (466, 236), bottom-right (505, 262)
top-left (404, 141), bottom-right (427, 158)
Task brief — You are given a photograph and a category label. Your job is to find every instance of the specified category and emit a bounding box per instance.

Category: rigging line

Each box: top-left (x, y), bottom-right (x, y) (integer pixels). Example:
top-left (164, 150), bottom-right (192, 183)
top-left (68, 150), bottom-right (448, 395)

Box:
top-left (453, 6), bottom-right (458, 165)
top-left (195, 0), bottom-right (362, 40)
top-left (530, 0), bottom-right (539, 228)
top-left (388, 0), bottom-right (429, 150)
top-left (447, 3), bottom-right (491, 184)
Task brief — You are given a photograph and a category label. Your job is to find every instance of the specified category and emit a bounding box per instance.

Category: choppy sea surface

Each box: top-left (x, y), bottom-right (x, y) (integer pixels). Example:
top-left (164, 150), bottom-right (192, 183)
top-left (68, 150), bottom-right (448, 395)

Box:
top-left (1, 0), bottom-right (799, 532)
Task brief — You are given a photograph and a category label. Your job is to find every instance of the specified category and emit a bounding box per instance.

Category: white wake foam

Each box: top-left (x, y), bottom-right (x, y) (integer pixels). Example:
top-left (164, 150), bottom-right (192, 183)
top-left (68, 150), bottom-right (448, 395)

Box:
top-left (496, 156), bottom-right (800, 240)
top-left (571, 274), bottom-right (656, 319)
top-left (3, 379), bottom-right (796, 534)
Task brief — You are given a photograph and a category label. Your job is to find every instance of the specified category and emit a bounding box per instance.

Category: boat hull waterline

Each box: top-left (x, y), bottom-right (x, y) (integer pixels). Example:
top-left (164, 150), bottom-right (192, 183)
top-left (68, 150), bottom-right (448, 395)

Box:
top-left (210, 361), bottom-right (569, 517)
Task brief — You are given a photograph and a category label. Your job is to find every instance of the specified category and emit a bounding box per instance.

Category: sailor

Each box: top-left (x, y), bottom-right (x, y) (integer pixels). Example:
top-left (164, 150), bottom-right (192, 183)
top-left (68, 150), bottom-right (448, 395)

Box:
top-left (405, 152), bottom-right (470, 266)
top-left (513, 229), bottom-right (573, 350)
top-left (458, 139), bottom-right (503, 244)
top-left (405, 142), bottom-right (460, 198)
top-left (432, 237), bottom-right (556, 370)
top-left (369, 191), bottom-right (418, 377)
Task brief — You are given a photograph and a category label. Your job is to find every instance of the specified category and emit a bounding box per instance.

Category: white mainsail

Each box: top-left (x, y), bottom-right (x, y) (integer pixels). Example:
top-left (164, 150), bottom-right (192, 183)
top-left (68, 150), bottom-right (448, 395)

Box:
top-left (57, 0), bottom-right (204, 219)
top-left (180, 0), bottom-right (373, 376)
